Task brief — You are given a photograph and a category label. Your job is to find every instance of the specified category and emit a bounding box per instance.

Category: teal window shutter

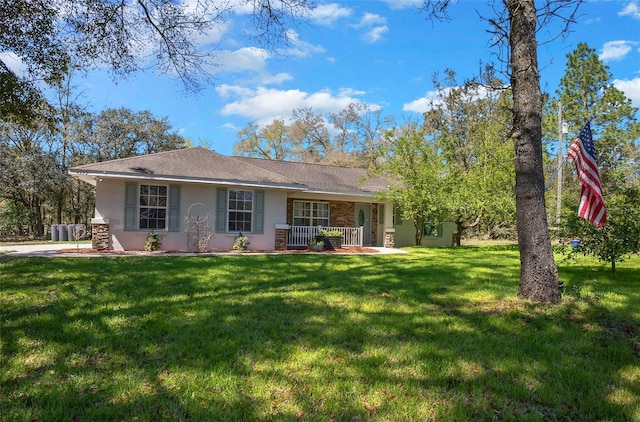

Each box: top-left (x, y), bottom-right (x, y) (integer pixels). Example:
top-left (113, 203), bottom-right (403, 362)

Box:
top-left (168, 185), bottom-right (180, 231)
top-left (216, 188), bottom-right (227, 232)
top-left (254, 190), bottom-right (265, 234)
top-left (124, 182), bottom-right (137, 230)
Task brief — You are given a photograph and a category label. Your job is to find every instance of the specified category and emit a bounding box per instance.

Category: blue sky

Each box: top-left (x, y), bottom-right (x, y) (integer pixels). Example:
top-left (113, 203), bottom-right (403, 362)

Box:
top-left (74, 1), bottom-right (640, 155)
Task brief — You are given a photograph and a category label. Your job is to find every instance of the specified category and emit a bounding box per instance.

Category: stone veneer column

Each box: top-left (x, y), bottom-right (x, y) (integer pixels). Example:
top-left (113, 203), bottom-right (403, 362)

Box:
top-left (274, 224), bottom-right (290, 250)
top-left (384, 228), bottom-right (395, 248)
top-left (91, 218), bottom-right (110, 251)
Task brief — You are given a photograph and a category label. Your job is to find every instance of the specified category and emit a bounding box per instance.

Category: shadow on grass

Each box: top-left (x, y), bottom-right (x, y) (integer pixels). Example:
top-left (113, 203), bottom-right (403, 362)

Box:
top-left (1, 250), bottom-right (638, 420)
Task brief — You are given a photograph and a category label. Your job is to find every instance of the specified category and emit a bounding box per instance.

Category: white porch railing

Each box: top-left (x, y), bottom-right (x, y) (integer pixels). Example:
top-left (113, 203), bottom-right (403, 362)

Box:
top-left (287, 226), bottom-right (363, 247)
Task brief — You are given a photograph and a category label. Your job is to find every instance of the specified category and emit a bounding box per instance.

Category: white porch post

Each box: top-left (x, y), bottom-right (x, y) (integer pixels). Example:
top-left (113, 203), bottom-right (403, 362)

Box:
top-left (383, 201), bottom-right (395, 248)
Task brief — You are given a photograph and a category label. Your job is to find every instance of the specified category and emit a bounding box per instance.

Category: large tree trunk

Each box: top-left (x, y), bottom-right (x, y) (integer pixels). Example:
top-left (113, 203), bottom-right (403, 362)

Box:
top-left (508, 0), bottom-right (560, 303)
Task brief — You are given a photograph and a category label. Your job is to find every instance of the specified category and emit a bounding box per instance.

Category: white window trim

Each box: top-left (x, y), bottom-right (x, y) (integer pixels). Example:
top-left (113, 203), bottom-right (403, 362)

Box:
top-left (139, 184), bottom-right (169, 231)
top-left (293, 200), bottom-right (330, 227)
top-left (228, 189), bottom-right (254, 233)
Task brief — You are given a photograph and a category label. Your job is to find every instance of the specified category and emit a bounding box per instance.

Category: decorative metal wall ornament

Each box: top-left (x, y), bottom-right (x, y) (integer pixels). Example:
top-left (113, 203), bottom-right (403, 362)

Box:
top-left (186, 203), bottom-right (211, 252)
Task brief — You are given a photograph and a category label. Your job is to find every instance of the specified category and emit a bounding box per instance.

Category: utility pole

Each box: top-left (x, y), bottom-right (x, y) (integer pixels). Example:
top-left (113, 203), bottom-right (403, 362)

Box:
top-left (549, 101), bottom-right (569, 229)
top-left (555, 101), bottom-right (566, 226)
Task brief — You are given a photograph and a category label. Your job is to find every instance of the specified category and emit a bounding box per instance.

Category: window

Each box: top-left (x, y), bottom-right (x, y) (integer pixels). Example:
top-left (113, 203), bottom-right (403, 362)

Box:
top-left (393, 205), bottom-right (402, 225)
top-left (293, 201), bottom-right (329, 227)
top-left (424, 221), bottom-right (443, 237)
top-left (139, 184), bottom-right (167, 229)
top-left (228, 190), bottom-right (253, 232)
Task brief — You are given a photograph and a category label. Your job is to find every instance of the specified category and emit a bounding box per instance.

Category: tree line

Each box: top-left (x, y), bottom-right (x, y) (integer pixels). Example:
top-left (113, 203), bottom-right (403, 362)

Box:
top-left (0, 100), bottom-right (186, 238)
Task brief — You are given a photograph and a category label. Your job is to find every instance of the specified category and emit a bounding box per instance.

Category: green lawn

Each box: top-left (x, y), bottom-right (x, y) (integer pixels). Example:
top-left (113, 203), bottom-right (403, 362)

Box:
top-left (1, 246), bottom-right (638, 421)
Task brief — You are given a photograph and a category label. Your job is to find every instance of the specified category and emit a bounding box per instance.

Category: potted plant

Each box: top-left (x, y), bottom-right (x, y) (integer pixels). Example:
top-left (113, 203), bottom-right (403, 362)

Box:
top-left (317, 229), bottom-right (343, 250)
top-left (307, 238), bottom-right (324, 252)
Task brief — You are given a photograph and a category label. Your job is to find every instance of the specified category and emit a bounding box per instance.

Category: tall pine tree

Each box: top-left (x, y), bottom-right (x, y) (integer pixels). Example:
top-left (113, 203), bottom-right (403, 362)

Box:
top-left (557, 43), bottom-right (640, 189)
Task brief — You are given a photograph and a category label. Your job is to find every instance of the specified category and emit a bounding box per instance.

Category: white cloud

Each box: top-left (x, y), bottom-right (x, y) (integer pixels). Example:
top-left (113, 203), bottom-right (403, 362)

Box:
top-left (181, 0), bottom-right (231, 45)
top-left (403, 85), bottom-right (501, 113)
top-left (310, 3), bottom-right (352, 26)
top-left (356, 13), bottom-right (387, 28)
top-left (261, 73), bottom-right (295, 85)
top-left (192, 21), bottom-right (230, 47)
top-left (337, 87), bottom-right (366, 97)
top-left (619, 1), bottom-right (640, 19)
top-left (217, 47), bottom-right (270, 72)
top-left (599, 40), bottom-right (638, 61)
top-left (363, 26), bottom-right (389, 44)
top-left (217, 84), bottom-right (254, 99)
top-left (217, 86), bottom-right (367, 123)
top-left (379, 0), bottom-right (423, 10)
top-left (213, 47), bottom-right (293, 85)
top-left (614, 77), bottom-right (640, 107)
top-left (226, 0), bottom-right (254, 15)
top-left (282, 30), bottom-right (326, 58)
top-left (222, 122), bottom-right (239, 130)
top-left (403, 89), bottom-right (441, 113)
top-left (354, 13), bottom-right (388, 44)
top-left (0, 52), bottom-right (28, 77)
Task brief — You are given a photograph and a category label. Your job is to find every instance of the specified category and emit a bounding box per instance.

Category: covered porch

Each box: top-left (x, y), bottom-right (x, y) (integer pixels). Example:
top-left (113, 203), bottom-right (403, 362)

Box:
top-left (282, 197), bottom-right (395, 248)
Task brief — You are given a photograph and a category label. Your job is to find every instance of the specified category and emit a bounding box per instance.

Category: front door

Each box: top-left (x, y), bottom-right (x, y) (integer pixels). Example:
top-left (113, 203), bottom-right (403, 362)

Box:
top-left (354, 203), bottom-right (371, 246)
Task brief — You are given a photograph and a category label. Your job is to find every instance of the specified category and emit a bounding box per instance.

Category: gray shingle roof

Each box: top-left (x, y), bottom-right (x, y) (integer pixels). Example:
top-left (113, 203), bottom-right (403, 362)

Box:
top-left (69, 147), bottom-right (388, 195)
top-left (69, 147), bottom-right (300, 187)
top-left (232, 156), bottom-right (388, 194)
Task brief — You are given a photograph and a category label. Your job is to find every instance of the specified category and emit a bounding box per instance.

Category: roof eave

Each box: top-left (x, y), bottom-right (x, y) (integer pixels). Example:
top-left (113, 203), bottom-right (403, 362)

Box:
top-left (68, 170), bottom-right (308, 191)
top-left (301, 188), bottom-right (383, 198)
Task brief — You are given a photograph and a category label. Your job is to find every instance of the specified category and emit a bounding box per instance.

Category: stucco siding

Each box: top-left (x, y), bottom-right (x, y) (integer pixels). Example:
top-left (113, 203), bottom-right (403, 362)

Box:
top-left (93, 179), bottom-right (289, 251)
top-left (393, 220), bottom-right (457, 247)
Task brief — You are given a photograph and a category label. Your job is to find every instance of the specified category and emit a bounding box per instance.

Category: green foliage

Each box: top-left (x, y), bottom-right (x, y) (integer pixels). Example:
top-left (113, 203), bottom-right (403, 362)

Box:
top-left (308, 238), bottom-right (324, 246)
top-left (0, 0), bottom-right (68, 123)
top-left (0, 201), bottom-right (31, 238)
top-left (234, 118), bottom-right (297, 161)
top-left (553, 47), bottom-right (640, 266)
top-left (422, 68), bottom-right (516, 239)
top-left (560, 188), bottom-right (640, 272)
top-left (374, 121), bottom-right (447, 245)
top-left (0, 103), bottom-right (186, 238)
top-left (368, 67), bottom-right (517, 243)
top-left (1, 0), bottom-right (313, 122)
top-left (233, 103), bottom-right (394, 168)
top-left (144, 231), bottom-right (162, 252)
top-left (554, 42), bottom-right (640, 190)
top-left (318, 229), bottom-right (343, 238)
top-left (232, 232), bottom-right (248, 251)
top-left (77, 108), bottom-right (187, 162)
top-left (1, 249), bottom-right (639, 420)
top-left (0, 119), bottom-right (68, 236)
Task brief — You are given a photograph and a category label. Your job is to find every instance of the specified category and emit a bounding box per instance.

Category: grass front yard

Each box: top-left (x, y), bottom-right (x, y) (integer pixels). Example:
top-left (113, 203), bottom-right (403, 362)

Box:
top-left (1, 246), bottom-right (639, 421)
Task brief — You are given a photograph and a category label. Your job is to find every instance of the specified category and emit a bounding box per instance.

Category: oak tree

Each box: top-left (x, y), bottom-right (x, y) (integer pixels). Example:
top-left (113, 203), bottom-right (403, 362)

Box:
top-left (1, 0), bottom-right (314, 121)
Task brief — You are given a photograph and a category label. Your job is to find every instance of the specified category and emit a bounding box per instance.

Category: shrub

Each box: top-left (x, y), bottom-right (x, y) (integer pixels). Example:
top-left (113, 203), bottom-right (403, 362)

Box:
top-left (144, 231), bottom-right (162, 251)
top-left (318, 229), bottom-right (343, 237)
top-left (559, 187), bottom-right (640, 272)
top-left (233, 232), bottom-right (249, 251)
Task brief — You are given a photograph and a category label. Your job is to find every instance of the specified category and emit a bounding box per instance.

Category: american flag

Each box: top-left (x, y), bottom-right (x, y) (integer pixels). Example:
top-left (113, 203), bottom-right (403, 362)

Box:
top-left (566, 122), bottom-right (607, 227)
